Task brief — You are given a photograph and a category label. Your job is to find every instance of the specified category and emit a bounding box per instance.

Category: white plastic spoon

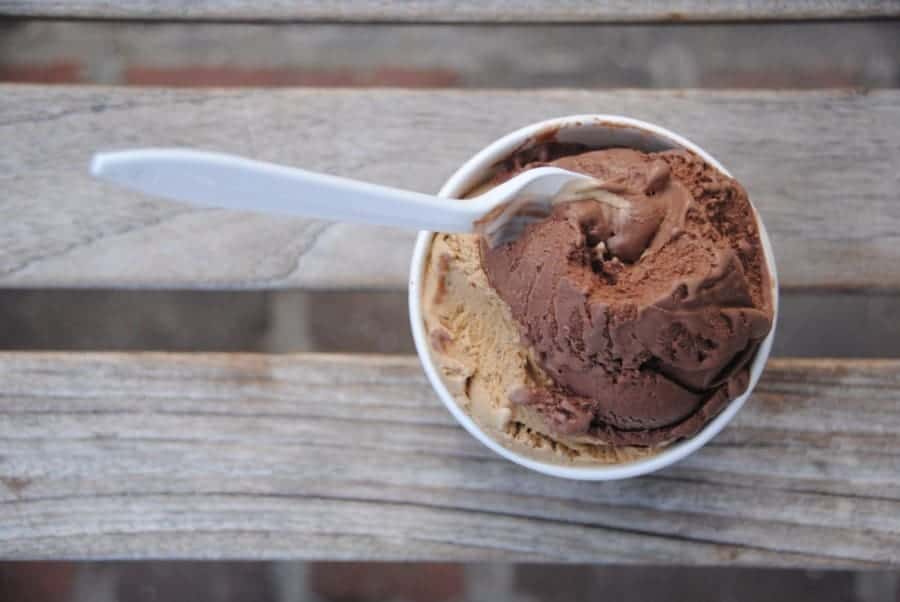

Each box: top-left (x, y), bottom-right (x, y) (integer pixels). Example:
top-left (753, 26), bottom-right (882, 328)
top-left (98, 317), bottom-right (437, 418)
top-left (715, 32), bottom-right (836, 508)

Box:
top-left (91, 148), bottom-right (619, 247)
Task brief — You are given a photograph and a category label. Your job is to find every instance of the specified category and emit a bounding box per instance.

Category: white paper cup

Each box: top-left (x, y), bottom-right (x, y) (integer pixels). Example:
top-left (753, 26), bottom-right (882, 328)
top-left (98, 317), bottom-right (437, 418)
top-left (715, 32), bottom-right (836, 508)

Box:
top-left (408, 115), bottom-right (779, 480)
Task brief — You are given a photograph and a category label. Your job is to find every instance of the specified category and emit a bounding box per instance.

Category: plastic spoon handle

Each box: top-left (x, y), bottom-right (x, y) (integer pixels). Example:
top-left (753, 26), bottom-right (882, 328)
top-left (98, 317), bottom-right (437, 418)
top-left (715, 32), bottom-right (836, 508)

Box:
top-left (91, 148), bottom-right (484, 233)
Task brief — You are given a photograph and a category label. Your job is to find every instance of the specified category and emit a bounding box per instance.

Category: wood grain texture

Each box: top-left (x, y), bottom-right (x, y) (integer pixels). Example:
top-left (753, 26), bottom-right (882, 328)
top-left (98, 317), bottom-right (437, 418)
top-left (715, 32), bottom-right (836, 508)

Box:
top-left (1, 0), bottom-right (898, 22)
top-left (1, 352), bottom-right (899, 564)
top-left (2, 86), bottom-right (899, 291)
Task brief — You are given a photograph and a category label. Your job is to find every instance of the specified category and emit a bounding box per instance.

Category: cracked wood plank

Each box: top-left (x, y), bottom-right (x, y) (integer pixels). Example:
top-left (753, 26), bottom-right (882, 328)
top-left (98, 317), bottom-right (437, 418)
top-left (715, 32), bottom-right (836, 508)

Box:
top-left (1, 0), bottom-right (898, 22)
top-left (0, 352), bottom-right (899, 564)
top-left (2, 86), bottom-right (899, 290)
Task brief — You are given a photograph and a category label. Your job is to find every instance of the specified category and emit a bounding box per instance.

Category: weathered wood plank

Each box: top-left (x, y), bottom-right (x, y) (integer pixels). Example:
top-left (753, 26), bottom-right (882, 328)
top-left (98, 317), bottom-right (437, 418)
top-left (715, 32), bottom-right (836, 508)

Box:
top-left (1, 0), bottom-right (898, 22)
top-left (1, 352), bottom-right (898, 565)
top-left (2, 86), bottom-right (899, 291)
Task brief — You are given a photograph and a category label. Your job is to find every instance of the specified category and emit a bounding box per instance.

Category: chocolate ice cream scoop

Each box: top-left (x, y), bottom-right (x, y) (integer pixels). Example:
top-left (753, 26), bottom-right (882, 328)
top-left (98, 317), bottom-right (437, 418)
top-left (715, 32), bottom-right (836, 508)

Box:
top-left (481, 146), bottom-right (773, 446)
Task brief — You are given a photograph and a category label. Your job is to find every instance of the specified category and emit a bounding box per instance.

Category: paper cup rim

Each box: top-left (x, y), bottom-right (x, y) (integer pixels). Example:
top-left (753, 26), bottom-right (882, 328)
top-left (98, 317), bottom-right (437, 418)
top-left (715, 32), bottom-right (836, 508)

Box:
top-left (408, 114), bottom-right (779, 480)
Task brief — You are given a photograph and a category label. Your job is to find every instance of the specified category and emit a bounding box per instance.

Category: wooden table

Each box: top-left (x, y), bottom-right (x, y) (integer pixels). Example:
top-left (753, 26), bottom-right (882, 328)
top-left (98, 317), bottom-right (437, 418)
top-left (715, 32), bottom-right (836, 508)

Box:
top-left (2, 2), bottom-right (900, 567)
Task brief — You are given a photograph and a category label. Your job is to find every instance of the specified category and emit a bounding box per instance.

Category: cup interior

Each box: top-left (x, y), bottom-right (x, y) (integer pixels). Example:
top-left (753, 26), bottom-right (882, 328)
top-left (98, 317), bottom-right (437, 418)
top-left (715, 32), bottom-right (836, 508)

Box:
top-left (409, 114), bottom-right (779, 480)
